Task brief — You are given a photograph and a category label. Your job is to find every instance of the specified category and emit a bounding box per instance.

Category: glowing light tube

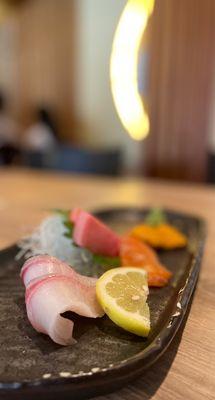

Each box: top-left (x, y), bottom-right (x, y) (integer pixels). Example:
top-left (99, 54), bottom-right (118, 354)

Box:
top-left (110, 0), bottom-right (155, 141)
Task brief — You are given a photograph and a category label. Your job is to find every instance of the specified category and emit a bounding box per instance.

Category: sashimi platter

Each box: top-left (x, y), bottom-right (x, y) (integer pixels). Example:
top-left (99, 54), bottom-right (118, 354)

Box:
top-left (0, 207), bottom-right (205, 399)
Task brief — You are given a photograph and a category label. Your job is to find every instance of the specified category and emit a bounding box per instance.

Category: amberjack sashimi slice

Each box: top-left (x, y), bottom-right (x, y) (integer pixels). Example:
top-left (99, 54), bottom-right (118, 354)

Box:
top-left (20, 255), bottom-right (97, 288)
top-left (25, 274), bottom-right (104, 345)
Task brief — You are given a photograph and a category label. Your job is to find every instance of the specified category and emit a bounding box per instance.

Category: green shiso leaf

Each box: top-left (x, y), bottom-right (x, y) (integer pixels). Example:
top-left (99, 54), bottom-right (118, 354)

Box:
top-left (92, 254), bottom-right (120, 268)
top-left (63, 220), bottom-right (74, 238)
top-left (144, 208), bottom-right (166, 227)
top-left (52, 209), bottom-right (74, 237)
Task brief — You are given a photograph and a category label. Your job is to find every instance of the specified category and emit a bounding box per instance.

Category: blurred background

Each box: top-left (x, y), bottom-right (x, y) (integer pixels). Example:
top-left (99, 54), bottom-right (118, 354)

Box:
top-left (0, 0), bottom-right (215, 182)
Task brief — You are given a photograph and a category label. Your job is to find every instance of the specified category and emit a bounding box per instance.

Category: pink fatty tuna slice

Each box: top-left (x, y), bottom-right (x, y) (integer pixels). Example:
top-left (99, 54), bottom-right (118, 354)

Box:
top-left (70, 208), bottom-right (82, 223)
top-left (25, 274), bottom-right (104, 345)
top-left (20, 255), bottom-right (97, 288)
top-left (71, 208), bottom-right (120, 257)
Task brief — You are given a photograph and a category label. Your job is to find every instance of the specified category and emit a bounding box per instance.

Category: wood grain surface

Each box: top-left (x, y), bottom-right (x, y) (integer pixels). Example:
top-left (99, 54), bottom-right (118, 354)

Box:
top-left (145, 0), bottom-right (215, 182)
top-left (1, 168), bottom-right (215, 400)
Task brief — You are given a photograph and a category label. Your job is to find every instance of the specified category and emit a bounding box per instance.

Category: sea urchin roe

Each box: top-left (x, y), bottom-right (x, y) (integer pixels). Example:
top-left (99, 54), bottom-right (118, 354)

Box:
top-left (130, 223), bottom-right (187, 249)
top-left (156, 224), bottom-right (187, 248)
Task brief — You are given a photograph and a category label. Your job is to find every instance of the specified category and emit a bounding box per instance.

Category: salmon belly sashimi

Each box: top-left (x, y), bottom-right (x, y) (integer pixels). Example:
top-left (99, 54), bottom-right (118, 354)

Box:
top-left (120, 236), bottom-right (172, 287)
top-left (21, 255), bottom-right (104, 345)
top-left (70, 208), bottom-right (120, 257)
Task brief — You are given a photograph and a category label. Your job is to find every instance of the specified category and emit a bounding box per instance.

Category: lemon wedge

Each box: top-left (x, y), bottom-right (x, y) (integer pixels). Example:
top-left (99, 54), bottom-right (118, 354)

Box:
top-left (96, 267), bottom-right (150, 337)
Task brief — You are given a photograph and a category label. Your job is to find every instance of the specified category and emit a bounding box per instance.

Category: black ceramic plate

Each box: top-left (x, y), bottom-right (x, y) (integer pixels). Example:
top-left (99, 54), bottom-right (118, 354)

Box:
top-left (0, 208), bottom-right (206, 400)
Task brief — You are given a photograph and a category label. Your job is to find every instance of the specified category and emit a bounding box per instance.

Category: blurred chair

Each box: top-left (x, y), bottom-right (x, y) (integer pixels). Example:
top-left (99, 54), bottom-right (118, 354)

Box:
top-left (21, 150), bottom-right (45, 169)
top-left (22, 146), bottom-right (122, 176)
top-left (0, 144), bottom-right (20, 165)
top-left (207, 152), bottom-right (215, 183)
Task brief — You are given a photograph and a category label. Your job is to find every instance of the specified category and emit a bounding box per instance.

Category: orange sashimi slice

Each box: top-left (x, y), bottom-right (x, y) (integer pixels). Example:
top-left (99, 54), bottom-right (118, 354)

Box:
top-left (120, 236), bottom-right (172, 287)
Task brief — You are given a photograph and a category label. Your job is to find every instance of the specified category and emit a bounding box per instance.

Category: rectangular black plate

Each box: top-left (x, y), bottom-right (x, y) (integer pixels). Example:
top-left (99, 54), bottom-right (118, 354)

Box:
top-left (0, 208), bottom-right (206, 400)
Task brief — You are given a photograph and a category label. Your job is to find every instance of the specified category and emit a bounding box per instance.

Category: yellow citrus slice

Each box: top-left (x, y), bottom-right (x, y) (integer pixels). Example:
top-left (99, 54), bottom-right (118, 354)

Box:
top-left (96, 267), bottom-right (150, 337)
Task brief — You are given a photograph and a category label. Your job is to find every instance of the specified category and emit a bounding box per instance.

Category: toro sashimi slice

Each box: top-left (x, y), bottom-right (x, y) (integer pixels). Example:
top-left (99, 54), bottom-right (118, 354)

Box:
top-left (120, 236), bottom-right (172, 287)
top-left (70, 207), bottom-right (82, 223)
top-left (20, 255), bottom-right (97, 288)
top-left (70, 208), bottom-right (120, 257)
top-left (26, 274), bottom-right (104, 345)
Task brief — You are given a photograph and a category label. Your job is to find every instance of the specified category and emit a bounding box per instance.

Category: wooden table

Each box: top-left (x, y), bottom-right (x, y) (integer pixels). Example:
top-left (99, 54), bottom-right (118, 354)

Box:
top-left (1, 168), bottom-right (215, 400)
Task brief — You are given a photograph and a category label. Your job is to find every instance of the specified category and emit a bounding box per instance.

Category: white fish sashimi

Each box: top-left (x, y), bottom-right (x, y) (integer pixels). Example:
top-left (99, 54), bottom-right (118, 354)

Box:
top-left (20, 255), bottom-right (96, 288)
top-left (25, 274), bottom-right (104, 345)
top-left (21, 255), bottom-right (104, 345)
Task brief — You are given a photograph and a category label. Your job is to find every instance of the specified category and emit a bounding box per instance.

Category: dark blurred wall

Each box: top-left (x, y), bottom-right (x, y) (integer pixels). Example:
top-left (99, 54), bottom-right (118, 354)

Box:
top-left (144, 0), bottom-right (215, 182)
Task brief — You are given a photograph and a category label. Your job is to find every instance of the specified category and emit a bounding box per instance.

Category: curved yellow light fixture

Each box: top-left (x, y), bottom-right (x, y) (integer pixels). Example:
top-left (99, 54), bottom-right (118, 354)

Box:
top-left (110, 0), bottom-right (155, 141)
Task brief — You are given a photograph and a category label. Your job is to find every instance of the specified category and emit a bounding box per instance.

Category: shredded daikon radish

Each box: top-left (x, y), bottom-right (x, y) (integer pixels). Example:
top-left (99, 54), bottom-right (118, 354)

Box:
top-left (16, 215), bottom-right (93, 271)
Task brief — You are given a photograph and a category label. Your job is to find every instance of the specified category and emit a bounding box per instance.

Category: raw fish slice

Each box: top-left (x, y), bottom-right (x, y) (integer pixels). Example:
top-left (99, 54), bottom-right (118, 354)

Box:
top-left (20, 255), bottom-right (75, 287)
top-left (71, 209), bottom-right (120, 257)
top-left (120, 236), bottom-right (172, 287)
top-left (70, 208), bottom-right (82, 223)
top-left (26, 274), bottom-right (104, 345)
top-left (20, 255), bottom-right (96, 288)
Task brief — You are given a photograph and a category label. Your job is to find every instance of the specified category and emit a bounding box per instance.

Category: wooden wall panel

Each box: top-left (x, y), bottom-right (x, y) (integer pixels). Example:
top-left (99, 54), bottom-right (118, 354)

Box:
top-left (144, 0), bottom-right (215, 181)
top-left (1, 0), bottom-right (77, 141)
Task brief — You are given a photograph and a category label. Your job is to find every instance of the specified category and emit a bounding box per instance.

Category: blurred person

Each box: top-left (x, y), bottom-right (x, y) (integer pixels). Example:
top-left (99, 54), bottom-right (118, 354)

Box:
top-left (0, 92), bottom-right (20, 165)
top-left (23, 107), bottom-right (58, 152)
